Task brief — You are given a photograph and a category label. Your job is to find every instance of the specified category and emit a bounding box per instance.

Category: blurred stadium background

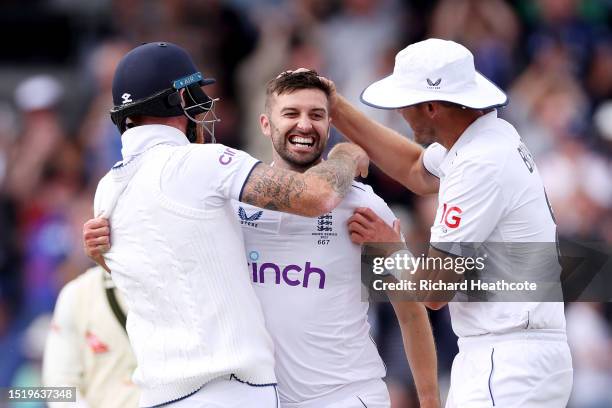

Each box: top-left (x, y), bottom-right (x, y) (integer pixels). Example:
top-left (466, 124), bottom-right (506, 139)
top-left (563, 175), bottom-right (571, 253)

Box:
top-left (0, 0), bottom-right (610, 407)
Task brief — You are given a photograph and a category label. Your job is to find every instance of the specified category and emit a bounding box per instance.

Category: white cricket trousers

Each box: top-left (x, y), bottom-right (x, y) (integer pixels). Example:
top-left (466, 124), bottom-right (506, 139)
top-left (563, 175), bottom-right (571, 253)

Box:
top-left (446, 330), bottom-right (573, 408)
top-left (281, 378), bottom-right (390, 408)
top-left (154, 375), bottom-right (279, 408)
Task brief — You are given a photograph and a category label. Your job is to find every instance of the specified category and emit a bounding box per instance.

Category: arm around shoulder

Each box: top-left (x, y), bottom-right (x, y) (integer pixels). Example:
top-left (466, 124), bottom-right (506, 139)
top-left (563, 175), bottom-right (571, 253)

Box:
top-left (240, 143), bottom-right (368, 217)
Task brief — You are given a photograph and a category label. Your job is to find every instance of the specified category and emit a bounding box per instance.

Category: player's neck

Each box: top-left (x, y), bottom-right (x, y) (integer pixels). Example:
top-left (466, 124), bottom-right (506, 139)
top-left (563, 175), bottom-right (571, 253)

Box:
top-left (269, 157), bottom-right (322, 173)
top-left (438, 110), bottom-right (484, 150)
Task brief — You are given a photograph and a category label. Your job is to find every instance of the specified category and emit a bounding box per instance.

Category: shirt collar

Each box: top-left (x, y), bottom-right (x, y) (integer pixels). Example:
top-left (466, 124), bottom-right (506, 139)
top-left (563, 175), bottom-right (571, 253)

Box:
top-left (120, 124), bottom-right (189, 159)
top-left (438, 109), bottom-right (497, 176)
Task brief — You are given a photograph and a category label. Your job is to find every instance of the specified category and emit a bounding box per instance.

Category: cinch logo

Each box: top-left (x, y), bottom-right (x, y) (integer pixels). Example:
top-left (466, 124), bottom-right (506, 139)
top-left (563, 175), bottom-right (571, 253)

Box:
top-left (219, 147), bottom-right (236, 165)
top-left (440, 203), bottom-right (462, 229)
top-left (250, 261), bottom-right (326, 289)
top-left (426, 78), bottom-right (442, 90)
top-left (238, 206), bottom-right (263, 227)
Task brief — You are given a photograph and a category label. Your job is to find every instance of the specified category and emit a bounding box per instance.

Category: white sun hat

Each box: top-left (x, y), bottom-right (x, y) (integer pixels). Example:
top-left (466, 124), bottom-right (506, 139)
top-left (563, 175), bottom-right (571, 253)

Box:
top-left (361, 38), bottom-right (508, 110)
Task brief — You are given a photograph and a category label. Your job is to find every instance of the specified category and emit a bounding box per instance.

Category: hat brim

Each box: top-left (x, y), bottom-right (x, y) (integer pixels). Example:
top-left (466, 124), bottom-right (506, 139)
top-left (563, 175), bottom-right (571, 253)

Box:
top-left (360, 71), bottom-right (508, 110)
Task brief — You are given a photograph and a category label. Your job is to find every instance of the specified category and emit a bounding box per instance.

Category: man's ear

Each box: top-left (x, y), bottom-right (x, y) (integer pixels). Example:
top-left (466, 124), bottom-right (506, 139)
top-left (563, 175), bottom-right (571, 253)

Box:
top-left (260, 114), bottom-right (271, 138)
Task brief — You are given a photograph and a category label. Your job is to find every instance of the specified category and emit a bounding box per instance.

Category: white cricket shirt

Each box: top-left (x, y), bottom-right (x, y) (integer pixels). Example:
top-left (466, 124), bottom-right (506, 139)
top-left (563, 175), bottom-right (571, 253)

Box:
top-left (231, 182), bottom-right (392, 404)
top-left (94, 125), bottom-right (276, 407)
top-left (423, 110), bottom-right (566, 338)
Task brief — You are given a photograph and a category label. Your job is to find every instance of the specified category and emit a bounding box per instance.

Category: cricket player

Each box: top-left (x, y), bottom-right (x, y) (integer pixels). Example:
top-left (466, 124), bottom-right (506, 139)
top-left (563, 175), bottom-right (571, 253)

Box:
top-left (87, 42), bottom-right (368, 407)
top-left (84, 70), bottom-right (439, 407)
top-left (327, 39), bottom-right (573, 407)
top-left (42, 266), bottom-right (139, 407)
top-left (233, 70), bottom-right (439, 407)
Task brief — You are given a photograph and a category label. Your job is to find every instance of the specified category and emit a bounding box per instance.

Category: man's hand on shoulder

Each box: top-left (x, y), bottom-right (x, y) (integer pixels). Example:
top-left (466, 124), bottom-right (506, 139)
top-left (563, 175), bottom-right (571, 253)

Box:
top-left (326, 142), bottom-right (369, 179)
top-left (348, 207), bottom-right (402, 244)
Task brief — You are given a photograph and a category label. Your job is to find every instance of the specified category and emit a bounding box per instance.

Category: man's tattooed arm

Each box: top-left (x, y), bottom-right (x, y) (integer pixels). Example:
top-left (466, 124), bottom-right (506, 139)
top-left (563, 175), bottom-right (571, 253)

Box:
top-left (241, 143), bottom-right (369, 217)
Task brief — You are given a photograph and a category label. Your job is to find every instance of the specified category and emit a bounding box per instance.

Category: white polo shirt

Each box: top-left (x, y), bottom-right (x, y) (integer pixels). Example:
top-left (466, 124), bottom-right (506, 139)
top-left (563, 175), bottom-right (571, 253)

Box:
top-left (423, 110), bottom-right (566, 338)
top-left (231, 182), bottom-right (391, 404)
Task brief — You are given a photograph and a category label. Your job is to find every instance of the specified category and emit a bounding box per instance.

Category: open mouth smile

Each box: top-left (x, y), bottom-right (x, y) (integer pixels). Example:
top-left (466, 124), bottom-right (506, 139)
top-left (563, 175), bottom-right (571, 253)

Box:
top-left (288, 135), bottom-right (315, 147)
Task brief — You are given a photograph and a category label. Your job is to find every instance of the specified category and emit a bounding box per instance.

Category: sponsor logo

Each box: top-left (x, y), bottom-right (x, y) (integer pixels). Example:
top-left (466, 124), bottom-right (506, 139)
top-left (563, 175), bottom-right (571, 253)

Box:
top-left (249, 251), bottom-right (260, 261)
top-left (426, 78), bottom-right (442, 90)
top-left (238, 207), bottom-right (263, 227)
top-left (517, 143), bottom-right (535, 173)
top-left (219, 147), bottom-right (236, 165)
top-left (250, 261), bottom-right (326, 289)
top-left (121, 93), bottom-right (133, 104)
top-left (85, 330), bottom-right (109, 353)
top-left (440, 203), bottom-right (462, 229)
top-left (172, 72), bottom-right (203, 90)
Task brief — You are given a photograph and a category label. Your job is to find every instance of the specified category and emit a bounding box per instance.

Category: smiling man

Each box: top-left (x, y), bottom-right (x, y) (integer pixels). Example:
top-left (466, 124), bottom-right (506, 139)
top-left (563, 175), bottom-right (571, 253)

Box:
top-left (232, 70), bottom-right (439, 408)
top-left (83, 69), bottom-right (439, 408)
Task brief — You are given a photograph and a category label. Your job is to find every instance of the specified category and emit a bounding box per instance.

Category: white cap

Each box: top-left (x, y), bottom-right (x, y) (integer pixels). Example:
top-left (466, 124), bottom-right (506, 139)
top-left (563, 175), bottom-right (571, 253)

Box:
top-left (14, 75), bottom-right (63, 111)
top-left (361, 38), bottom-right (508, 110)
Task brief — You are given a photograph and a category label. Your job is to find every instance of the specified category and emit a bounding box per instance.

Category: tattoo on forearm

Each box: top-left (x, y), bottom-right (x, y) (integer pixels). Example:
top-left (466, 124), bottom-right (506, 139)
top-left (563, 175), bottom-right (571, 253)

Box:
top-left (307, 151), bottom-right (355, 197)
top-left (241, 153), bottom-right (355, 213)
top-left (241, 164), bottom-right (306, 211)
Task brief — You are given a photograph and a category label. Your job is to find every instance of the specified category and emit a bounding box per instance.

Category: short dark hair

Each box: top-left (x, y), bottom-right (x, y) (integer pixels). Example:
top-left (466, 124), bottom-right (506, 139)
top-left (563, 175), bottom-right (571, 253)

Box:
top-left (265, 70), bottom-right (331, 112)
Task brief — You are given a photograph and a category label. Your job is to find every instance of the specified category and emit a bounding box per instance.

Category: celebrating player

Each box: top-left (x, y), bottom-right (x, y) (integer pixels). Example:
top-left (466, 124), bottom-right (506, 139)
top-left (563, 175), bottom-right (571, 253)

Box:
top-left (85, 69), bottom-right (439, 407)
top-left (233, 70), bottom-right (439, 407)
top-left (327, 38), bottom-right (573, 407)
top-left (87, 42), bottom-right (367, 408)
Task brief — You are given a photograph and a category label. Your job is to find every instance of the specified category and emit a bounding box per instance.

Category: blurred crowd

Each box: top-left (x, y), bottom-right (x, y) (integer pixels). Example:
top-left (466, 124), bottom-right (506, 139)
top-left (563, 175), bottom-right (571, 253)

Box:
top-left (0, 0), bottom-right (610, 407)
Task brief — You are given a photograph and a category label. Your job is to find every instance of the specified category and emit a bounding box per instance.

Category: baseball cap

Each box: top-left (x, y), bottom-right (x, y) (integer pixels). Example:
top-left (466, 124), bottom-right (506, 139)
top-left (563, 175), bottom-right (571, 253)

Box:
top-left (361, 38), bottom-right (508, 110)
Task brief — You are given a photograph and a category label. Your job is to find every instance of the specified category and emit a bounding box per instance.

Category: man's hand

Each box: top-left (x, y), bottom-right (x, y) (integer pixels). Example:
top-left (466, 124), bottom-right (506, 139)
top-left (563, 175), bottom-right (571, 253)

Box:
top-left (316, 74), bottom-right (338, 115)
top-left (83, 217), bottom-right (111, 273)
top-left (348, 207), bottom-right (402, 244)
top-left (327, 143), bottom-right (369, 178)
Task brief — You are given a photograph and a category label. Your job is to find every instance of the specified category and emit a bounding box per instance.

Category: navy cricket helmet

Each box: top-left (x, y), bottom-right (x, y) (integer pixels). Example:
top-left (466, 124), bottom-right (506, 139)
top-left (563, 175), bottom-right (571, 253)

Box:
top-left (110, 42), bottom-right (218, 141)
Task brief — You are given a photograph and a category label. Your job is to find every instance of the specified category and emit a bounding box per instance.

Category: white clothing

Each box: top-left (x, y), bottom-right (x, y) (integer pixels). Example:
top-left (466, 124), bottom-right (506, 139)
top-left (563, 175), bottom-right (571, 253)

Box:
top-left (163, 376), bottom-right (279, 408)
top-left (43, 266), bottom-right (140, 408)
top-left (446, 331), bottom-right (572, 408)
top-left (423, 110), bottom-right (566, 337)
top-left (232, 182), bottom-right (393, 405)
top-left (94, 125), bottom-right (276, 407)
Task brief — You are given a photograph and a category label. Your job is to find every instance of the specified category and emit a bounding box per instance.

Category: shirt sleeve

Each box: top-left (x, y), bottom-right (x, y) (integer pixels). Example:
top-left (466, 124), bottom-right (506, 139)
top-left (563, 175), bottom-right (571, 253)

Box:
top-left (430, 159), bottom-right (504, 256)
top-left (212, 145), bottom-right (261, 201)
top-left (422, 142), bottom-right (446, 179)
top-left (164, 144), bottom-right (260, 207)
